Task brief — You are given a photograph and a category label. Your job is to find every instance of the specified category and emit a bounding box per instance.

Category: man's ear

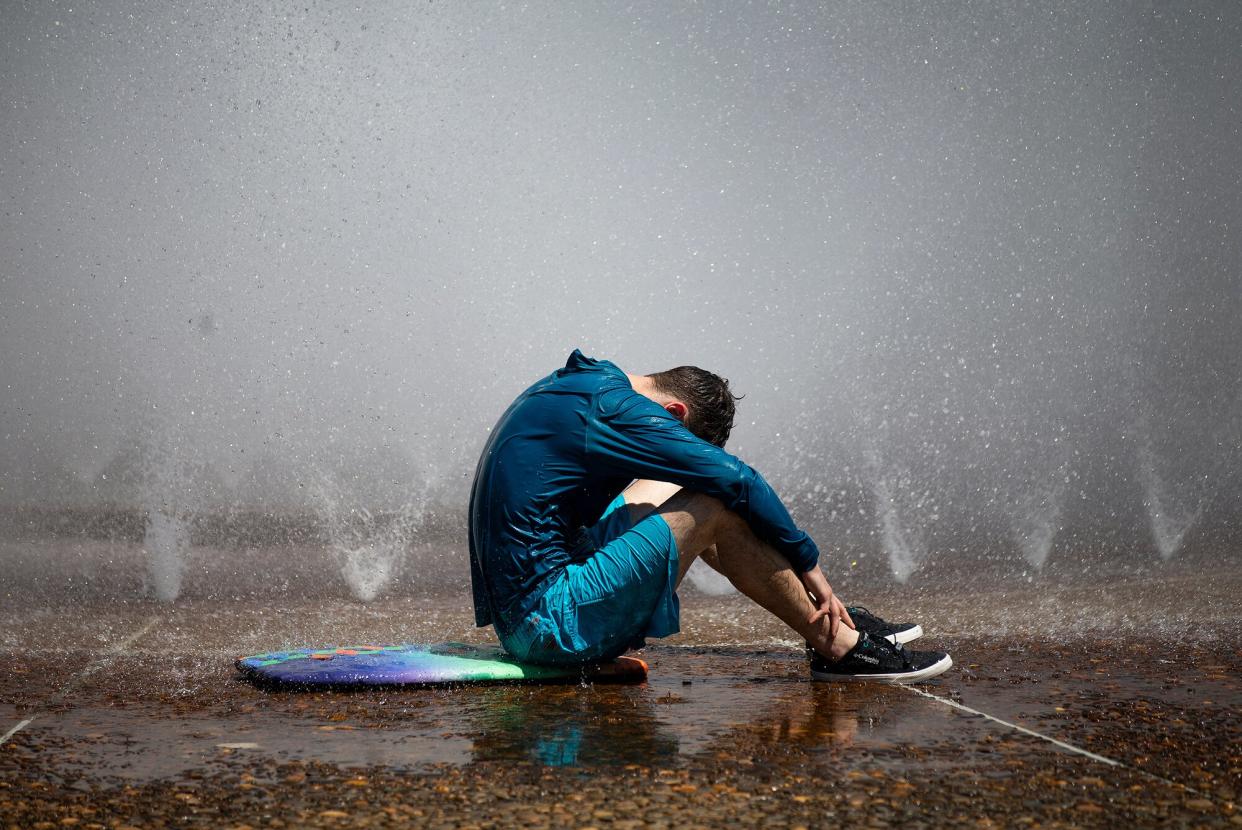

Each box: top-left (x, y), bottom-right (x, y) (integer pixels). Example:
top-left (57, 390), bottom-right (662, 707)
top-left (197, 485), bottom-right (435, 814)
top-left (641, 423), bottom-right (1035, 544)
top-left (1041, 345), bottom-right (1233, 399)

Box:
top-left (664, 401), bottom-right (688, 422)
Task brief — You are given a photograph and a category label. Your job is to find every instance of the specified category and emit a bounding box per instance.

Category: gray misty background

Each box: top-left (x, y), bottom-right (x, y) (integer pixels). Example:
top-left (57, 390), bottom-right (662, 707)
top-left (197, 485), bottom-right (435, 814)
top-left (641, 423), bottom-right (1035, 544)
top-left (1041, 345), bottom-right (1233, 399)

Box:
top-left (1, 1), bottom-right (1239, 593)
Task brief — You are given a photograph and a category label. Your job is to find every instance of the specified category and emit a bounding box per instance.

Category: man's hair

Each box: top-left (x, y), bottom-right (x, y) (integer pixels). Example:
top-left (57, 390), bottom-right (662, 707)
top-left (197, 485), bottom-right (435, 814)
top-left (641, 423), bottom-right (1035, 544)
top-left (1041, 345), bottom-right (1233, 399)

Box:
top-left (647, 366), bottom-right (742, 448)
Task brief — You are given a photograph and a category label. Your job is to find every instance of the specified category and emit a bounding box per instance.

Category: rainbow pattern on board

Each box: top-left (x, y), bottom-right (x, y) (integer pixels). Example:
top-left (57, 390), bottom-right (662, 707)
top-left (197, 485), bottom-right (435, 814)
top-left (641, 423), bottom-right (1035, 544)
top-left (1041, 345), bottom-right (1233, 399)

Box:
top-left (235, 642), bottom-right (648, 688)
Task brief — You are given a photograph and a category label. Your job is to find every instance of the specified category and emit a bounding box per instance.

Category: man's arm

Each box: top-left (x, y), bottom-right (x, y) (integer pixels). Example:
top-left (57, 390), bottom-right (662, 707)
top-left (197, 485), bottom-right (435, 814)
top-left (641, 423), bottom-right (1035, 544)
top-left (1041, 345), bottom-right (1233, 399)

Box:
top-left (588, 386), bottom-right (820, 572)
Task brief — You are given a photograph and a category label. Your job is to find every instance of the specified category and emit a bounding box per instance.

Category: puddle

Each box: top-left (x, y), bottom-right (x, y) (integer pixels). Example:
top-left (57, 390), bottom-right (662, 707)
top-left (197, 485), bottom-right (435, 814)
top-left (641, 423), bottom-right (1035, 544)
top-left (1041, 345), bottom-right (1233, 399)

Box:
top-left (5, 648), bottom-right (975, 784)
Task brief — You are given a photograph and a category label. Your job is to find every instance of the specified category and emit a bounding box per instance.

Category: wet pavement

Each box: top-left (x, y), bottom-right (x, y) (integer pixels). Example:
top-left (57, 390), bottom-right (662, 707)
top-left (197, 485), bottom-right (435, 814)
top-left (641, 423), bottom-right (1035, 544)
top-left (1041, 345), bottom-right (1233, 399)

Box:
top-left (2, 549), bottom-right (1240, 827)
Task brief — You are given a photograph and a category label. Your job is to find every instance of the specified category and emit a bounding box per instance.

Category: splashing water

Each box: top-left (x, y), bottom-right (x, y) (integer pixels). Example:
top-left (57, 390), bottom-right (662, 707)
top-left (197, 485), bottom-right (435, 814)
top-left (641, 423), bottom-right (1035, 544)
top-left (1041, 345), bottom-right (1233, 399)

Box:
top-left (333, 508), bottom-right (416, 602)
top-left (1010, 495), bottom-right (1063, 570)
top-left (314, 471), bottom-right (432, 601)
top-left (1129, 393), bottom-right (1231, 562)
top-left (1125, 372), bottom-right (1242, 562)
top-left (1137, 441), bottom-right (1206, 561)
top-left (143, 510), bottom-right (190, 602)
top-left (863, 446), bottom-right (931, 582)
top-left (873, 480), bottom-right (926, 583)
top-left (138, 417), bottom-right (204, 602)
top-left (1008, 473), bottom-right (1066, 570)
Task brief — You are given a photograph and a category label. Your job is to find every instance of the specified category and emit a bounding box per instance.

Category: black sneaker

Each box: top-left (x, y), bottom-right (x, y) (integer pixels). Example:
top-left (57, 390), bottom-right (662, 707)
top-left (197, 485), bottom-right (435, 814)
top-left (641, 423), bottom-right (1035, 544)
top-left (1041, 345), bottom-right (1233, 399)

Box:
top-left (809, 631), bottom-right (952, 684)
top-left (846, 606), bottom-right (923, 645)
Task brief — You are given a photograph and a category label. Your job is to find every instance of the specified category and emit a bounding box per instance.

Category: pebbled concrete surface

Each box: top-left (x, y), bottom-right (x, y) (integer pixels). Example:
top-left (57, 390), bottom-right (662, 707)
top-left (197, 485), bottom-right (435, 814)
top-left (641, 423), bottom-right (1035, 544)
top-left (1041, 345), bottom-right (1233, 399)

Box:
top-left (1, 550), bottom-right (1239, 828)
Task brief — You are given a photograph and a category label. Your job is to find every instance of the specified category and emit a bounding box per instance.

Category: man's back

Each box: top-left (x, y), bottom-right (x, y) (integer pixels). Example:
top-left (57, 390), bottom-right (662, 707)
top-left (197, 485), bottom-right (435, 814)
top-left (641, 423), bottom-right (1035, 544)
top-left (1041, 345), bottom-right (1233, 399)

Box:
top-left (468, 350), bottom-right (632, 630)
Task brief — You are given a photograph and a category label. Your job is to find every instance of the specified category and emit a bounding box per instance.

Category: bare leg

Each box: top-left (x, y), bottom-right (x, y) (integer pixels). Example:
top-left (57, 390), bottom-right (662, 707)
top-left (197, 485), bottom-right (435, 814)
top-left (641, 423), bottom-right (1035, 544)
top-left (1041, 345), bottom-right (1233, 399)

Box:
top-left (620, 480), bottom-right (859, 660)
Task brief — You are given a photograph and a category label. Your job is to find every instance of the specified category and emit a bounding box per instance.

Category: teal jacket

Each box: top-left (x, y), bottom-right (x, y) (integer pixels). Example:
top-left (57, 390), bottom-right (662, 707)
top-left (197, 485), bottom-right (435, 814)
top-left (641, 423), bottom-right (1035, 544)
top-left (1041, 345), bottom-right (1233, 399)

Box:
top-left (468, 350), bottom-right (819, 633)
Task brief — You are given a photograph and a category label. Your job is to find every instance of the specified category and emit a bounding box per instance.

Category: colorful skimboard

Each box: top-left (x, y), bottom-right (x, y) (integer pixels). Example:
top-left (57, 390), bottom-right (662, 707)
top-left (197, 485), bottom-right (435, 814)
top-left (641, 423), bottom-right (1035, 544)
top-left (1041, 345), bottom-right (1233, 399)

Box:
top-left (236, 642), bottom-right (648, 688)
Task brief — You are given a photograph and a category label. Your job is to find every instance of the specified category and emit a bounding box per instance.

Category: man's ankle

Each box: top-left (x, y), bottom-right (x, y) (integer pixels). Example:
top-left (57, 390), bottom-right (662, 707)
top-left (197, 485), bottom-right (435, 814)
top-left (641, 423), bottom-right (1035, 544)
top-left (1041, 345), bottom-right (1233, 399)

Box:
top-left (812, 626), bottom-right (860, 661)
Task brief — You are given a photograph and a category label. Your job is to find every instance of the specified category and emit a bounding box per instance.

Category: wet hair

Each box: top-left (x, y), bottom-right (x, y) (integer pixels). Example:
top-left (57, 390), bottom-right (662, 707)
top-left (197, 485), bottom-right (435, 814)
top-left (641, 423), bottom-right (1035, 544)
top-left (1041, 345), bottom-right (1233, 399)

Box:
top-left (647, 366), bottom-right (741, 447)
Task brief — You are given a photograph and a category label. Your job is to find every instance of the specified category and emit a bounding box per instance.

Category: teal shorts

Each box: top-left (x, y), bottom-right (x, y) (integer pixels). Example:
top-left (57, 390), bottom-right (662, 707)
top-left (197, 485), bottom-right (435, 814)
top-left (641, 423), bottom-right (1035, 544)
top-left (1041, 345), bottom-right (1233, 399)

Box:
top-left (498, 495), bottom-right (680, 665)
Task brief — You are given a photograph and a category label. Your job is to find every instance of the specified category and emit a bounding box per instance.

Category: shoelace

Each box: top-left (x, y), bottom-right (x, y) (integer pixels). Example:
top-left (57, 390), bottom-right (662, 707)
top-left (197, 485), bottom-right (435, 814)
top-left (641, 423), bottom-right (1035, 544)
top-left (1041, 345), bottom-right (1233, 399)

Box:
top-left (849, 606), bottom-right (898, 637)
top-left (869, 634), bottom-right (913, 669)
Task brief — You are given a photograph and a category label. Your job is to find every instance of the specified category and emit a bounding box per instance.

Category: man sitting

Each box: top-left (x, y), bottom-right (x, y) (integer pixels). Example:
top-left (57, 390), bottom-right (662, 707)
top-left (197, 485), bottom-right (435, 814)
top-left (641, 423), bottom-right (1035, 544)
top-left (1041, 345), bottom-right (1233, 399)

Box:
top-left (468, 350), bottom-right (951, 682)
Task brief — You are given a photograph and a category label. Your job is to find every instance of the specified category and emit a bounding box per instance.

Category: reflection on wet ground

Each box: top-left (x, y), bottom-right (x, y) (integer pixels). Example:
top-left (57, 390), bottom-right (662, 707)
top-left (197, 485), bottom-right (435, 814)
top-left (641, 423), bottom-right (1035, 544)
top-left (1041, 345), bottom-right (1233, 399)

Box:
top-left (1, 553), bottom-right (1240, 826)
top-left (8, 653), bottom-right (968, 780)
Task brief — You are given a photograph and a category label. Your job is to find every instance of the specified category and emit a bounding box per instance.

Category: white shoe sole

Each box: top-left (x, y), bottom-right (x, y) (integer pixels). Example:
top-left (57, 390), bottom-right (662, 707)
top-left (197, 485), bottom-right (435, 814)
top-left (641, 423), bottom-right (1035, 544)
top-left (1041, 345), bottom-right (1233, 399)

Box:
top-left (885, 624), bottom-right (923, 645)
top-left (811, 653), bottom-right (953, 684)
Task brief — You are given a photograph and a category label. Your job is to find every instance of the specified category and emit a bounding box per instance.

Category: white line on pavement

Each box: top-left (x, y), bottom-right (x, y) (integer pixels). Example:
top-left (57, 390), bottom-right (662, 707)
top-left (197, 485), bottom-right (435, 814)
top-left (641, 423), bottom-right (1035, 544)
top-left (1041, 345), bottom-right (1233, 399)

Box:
top-left (0, 718), bottom-right (34, 745)
top-left (0, 615), bottom-right (161, 747)
top-left (904, 685), bottom-right (1122, 766)
top-left (903, 684), bottom-right (1204, 796)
